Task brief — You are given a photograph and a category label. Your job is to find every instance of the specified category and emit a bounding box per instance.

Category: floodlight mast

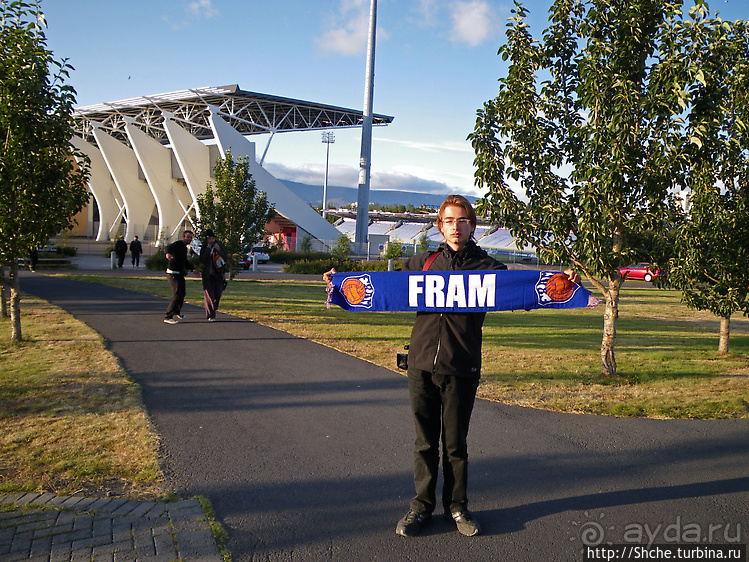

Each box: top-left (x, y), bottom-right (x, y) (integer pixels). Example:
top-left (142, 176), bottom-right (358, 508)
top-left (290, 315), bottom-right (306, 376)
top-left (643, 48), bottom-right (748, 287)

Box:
top-left (321, 132), bottom-right (335, 219)
top-left (354, 0), bottom-right (377, 255)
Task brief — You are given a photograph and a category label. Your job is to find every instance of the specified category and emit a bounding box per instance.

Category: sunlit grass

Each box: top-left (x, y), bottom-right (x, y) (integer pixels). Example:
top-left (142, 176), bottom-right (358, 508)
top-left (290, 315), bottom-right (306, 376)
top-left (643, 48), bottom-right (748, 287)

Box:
top-left (0, 296), bottom-right (164, 498)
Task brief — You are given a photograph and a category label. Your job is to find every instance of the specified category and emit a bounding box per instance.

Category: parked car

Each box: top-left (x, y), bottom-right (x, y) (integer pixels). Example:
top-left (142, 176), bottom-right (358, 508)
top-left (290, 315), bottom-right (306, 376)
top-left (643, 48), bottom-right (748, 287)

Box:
top-left (620, 262), bottom-right (663, 282)
top-left (238, 247), bottom-right (270, 269)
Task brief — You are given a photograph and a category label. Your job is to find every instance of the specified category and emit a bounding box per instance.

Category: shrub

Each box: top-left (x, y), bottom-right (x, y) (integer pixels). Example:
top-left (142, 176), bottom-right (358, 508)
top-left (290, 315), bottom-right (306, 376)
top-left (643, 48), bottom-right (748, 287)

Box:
top-left (283, 258), bottom-right (402, 275)
top-left (145, 250), bottom-right (168, 271)
top-left (56, 245), bottom-right (77, 257)
top-left (271, 251), bottom-right (330, 264)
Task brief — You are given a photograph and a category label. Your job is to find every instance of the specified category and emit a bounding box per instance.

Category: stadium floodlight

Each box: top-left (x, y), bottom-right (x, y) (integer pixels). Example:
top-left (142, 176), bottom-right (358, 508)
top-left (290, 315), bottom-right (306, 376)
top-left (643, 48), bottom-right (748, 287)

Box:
top-left (321, 132), bottom-right (335, 219)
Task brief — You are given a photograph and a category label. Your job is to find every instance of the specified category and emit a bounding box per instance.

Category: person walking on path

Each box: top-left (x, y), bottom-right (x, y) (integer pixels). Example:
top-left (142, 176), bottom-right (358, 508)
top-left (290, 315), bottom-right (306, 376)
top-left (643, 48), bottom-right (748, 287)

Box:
top-left (129, 235), bottom-right (143, 268)
top-left (198, 229), bottom-right (227, 322)
top-left (164, 230), bottom-right (198, 324)
top-left (114, 236), bottom-right (128, 268)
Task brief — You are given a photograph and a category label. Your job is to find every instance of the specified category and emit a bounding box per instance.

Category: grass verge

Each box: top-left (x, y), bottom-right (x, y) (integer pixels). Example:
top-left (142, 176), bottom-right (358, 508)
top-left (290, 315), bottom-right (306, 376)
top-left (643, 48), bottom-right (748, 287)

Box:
top-left (60, 274), bottom-right (749, 419)
top-left (0, 295), bottom-right (164, 498)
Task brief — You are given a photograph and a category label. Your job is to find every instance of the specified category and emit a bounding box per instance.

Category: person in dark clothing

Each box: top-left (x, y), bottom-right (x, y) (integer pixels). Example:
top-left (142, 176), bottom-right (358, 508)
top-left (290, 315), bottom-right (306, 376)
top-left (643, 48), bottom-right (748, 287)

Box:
top-left (324, 195), bottom-right (577, 538)
top-left (394, 195), bottom-right (506, 538)
top-left (129, 235), bottom-right (143, 268)
top-left (114, 237), bottom-right (128, 268)
top-left (164, 231), bottom-right (198, 324)
top-left (198, 229), bottom-right (227, 322)
top-left (28, 248), bottom-right (38, 272)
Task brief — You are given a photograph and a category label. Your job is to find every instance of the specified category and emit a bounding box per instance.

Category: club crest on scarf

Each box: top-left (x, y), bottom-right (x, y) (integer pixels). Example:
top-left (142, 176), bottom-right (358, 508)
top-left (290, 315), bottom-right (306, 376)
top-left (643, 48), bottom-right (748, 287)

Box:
top-left (340, 274), bottom-right (375, 309)
top-left (535, 271), bottom-right (577, 305)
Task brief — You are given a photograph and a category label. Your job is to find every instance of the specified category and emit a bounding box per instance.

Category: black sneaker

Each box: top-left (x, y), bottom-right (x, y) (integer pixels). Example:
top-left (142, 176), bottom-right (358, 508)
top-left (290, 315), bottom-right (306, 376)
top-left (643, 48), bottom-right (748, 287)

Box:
top-left (448, 509), bottom-right (481, 536)
top-left (395, 509), bottom-right (431, 537)
top-left (174, 313), bottom-right (185, 320)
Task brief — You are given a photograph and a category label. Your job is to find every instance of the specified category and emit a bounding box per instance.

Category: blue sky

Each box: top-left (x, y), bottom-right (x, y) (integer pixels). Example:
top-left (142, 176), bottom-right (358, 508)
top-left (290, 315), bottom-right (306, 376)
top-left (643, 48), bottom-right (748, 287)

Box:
top-left (43, 0), bottom-right (744, 200)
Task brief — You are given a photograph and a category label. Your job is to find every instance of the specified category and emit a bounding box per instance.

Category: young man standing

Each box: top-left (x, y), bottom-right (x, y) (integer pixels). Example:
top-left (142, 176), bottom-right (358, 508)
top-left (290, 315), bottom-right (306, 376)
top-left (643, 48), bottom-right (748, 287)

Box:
top-left (395, 195), bottom-right (506, 537)
top-left (324, 194), bottom-right (580, 537)
top-left (164, 230), bottom-right (197, 324)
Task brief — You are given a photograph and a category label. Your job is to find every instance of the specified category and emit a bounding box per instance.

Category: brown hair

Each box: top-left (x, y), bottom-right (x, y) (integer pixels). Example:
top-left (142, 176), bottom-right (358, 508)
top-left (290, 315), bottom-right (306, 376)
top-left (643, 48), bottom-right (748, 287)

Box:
top-left (437, 195), bottom-right (477, 231)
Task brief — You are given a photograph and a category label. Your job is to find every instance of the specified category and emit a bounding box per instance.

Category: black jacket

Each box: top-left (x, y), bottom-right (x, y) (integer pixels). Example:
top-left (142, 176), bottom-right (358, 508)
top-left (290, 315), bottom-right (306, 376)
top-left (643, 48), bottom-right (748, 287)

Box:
top-left (403, 241), bottom-right (506, 378)
top-left (114, 239), bottom-right (127, 256)
top-left (166, 239), bottom-right (193, 274)
top-left (129, 240), bottom-right (142, 255)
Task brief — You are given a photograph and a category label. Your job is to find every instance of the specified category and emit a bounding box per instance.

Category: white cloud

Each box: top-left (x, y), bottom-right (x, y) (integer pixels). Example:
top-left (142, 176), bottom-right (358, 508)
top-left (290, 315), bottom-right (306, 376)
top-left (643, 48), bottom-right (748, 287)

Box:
top-left (187, 0), bottom-right (219, 19)
top-left (450, 1), bottom-right (498, 47)
top-left (414, 0), bottom-right (440, 27)
top-left (265, 161), bottom-right (476, 197)
top-left (317, 12), bottom-right (370, 56)
top-left (377, 137), bottom-right (473, 155)
top-left (316, 0), bottom-right (389, 56)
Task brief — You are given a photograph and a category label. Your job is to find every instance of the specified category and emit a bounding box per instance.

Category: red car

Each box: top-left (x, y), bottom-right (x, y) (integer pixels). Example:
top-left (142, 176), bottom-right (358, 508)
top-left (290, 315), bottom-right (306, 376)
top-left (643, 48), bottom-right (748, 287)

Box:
top-left (620, 263), bottom-right (662, 282)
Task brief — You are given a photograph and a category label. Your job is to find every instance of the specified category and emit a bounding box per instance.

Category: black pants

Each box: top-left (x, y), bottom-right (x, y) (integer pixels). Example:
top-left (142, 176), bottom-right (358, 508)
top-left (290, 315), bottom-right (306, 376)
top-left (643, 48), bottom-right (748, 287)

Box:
top-left (202, 274), bottom-right (224, 319)
top-left (131, 253), bottom-right (140, 267)
top-left (116, 252), bottom-right (126, 268)
top-left (407, 368), bottom-right (479, 515)
top-left (165, 274), bottom-right (186, 318)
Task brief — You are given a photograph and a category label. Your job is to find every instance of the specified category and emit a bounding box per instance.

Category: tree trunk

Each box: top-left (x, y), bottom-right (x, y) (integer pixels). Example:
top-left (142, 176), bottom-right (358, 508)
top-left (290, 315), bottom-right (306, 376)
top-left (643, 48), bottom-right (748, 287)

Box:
top-left (718, 315), bottom-right (730, 356)
top-left (600, 283), bottom-right (620, 377)
top-left (0, 266), bottom-right (8, 318)
top-left (9, 260), bottom-right (22, 341)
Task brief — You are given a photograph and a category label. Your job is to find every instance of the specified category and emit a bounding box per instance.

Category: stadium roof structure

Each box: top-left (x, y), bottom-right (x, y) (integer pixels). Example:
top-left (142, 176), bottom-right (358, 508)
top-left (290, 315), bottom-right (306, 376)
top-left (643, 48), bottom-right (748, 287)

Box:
top-left (73, 84), bottom-right (393, 246)
top-left (73, 84), bottom-right (394, 152)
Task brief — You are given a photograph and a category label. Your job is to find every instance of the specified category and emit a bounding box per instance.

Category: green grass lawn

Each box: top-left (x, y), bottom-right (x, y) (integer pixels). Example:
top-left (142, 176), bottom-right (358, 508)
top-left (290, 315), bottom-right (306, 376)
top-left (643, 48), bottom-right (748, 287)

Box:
top-left (0, 296), bottom-right (164, 498)
top-left (61, 274), bottom-right (749, 419)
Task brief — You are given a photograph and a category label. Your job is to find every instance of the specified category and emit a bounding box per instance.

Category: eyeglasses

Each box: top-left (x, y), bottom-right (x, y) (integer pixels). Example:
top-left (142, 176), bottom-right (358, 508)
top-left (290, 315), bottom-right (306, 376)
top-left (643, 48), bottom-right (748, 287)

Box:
top-left (441, 218), bottom-right (471, 226)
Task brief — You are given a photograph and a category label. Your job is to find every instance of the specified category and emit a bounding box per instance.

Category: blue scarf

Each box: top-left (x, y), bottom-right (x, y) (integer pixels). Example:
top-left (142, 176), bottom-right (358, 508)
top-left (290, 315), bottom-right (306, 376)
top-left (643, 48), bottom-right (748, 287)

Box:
top-left (327, 270), bottom-right (598, 312)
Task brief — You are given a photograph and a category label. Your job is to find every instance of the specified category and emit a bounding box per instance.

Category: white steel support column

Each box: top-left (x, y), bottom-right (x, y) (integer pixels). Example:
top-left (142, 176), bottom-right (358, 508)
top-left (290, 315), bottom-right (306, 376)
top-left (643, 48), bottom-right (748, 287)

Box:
top-left (71, 135), bottom-right (125, 241)
top-left (208, 110), bottom-right (341, 246)
top-left (92, 126), bottom-right (156, 243)
top-left (125, 118), bottom-right (194, 242)
top-left (163, 112), bottom-right (211, 215)
top-left (355, 0), bottom-right (377, 254)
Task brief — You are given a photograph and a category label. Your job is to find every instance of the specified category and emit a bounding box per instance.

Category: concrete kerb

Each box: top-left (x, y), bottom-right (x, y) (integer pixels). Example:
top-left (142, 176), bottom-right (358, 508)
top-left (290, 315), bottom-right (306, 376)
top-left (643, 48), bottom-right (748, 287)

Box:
top-left (0, 492), bottom-right (222, 561)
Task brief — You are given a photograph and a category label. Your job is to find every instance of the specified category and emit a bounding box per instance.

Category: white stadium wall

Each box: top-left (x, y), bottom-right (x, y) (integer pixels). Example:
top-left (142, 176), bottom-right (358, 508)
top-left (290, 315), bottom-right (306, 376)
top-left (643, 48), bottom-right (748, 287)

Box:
top-left (77, 111), bottom-right (341, 247)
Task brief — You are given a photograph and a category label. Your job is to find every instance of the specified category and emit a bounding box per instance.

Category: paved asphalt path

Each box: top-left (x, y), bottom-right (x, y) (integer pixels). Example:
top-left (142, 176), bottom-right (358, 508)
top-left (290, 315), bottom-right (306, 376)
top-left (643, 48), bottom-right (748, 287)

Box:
top-left (21, 273), bottom-right (749, 561)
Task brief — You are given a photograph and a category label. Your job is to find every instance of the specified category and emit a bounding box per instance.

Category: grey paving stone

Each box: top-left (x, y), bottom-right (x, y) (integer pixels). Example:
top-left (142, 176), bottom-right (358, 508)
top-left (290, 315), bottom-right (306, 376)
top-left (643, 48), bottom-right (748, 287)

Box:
top-left (175, 528), bottom-right (221, 559)
top-left (131, 525), bottom-right (155, 553)
top-left (99, 499), bottom-right (128, 514)
top-left (71, 530), bottom-right (117, 550)
top-left (69, 497), bottom-right (97, 511)
top-left (0, 493), bottom-right (27, 504)
top-left (141, 503), bottom-right (167, 518)
top-left (92, 516), bottom-right (113, 538)
top-left (72, 513), bottom-right (94, 531)
top-left (33, 492), bottom-right (59, 505)
top-left (51, 528), bottom-right (92, 545)
top-left (4, 551), bottom-right (35, 562)
top-left (61, 496), bottom-right (86, 509)
top-left (111, 522), bottom-right (133, 545)
top-left (47, 495), bottom-right (70, 507)
top-left (15, 493), bottom-right (42, 506)
top-left (110, 501), bottom-right (142, 517)
top-left (126, 501), bottom-right (159, 518)
top-left (86, 498), bottom-right (115, 512)
top-left (29, 534), bottom-right (53, 557)
top-left (70, 545), bottom-right (93, 562)
top-left (152, 531), bottom-right (176, 556)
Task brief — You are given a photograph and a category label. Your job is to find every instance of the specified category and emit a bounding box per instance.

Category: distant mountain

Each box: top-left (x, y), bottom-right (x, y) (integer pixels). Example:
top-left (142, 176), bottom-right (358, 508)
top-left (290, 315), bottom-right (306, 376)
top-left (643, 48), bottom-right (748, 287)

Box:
top-left (280, 180), bottom-right (475, 209)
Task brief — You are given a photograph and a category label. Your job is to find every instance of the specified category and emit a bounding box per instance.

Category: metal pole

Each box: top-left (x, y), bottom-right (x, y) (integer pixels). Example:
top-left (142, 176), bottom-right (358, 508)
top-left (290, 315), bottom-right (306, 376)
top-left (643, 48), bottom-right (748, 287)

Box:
top-left (321, 132), bottom-right (335, 219)
top-left (354, 0), bottom-right (377, 255)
